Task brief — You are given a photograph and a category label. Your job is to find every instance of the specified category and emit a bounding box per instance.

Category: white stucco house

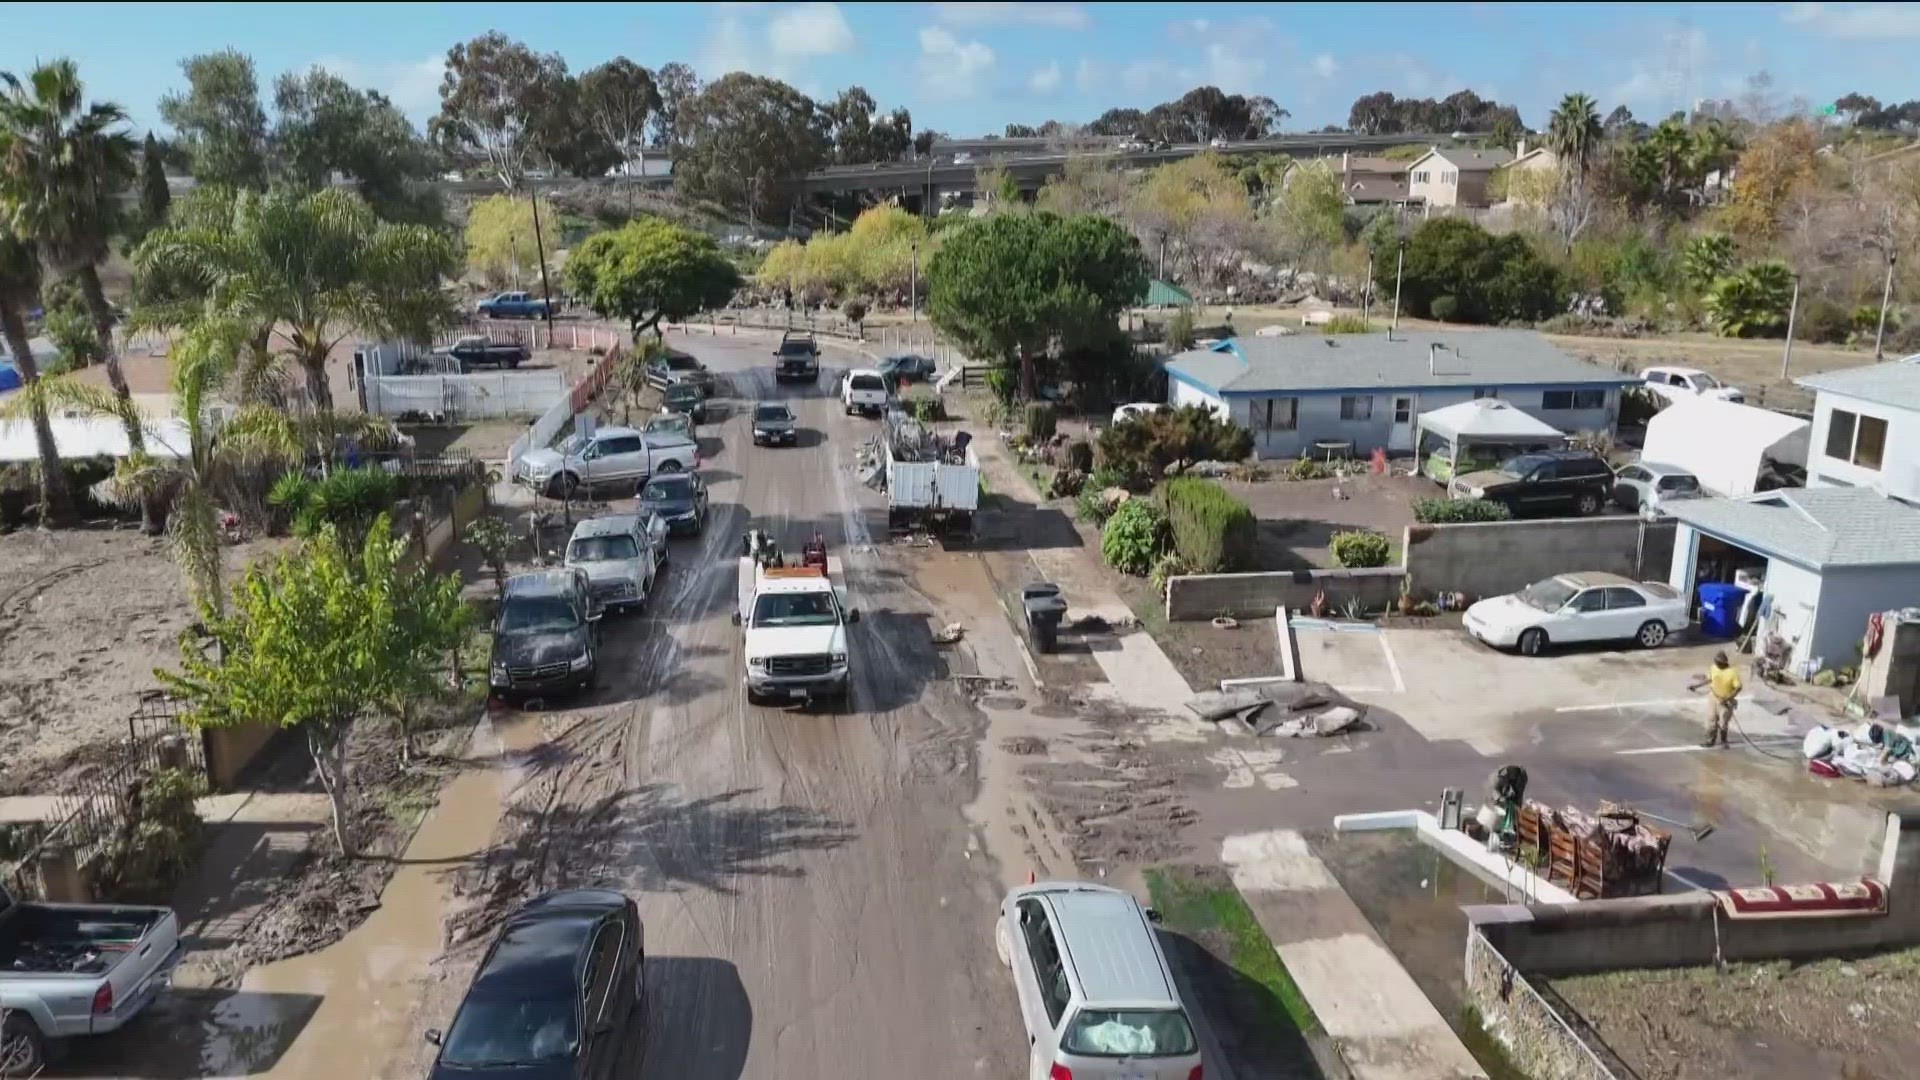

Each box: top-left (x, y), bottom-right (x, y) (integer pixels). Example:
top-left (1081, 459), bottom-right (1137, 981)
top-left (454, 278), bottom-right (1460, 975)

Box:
top-left (1796, 357), bottom-right (1920, 499)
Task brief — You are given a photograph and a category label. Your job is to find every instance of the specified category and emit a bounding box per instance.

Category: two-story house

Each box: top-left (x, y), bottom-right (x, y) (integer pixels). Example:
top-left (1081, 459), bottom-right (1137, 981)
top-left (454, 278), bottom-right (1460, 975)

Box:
top-left (1405, 147), bottom-right (1514, 208)
top-left (1796, 358), bottom-right (1920, 500)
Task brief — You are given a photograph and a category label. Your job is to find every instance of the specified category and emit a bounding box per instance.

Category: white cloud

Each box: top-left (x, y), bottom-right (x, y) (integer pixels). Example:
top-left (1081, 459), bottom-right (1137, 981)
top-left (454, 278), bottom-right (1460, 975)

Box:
top-left (769, 2), bottom-right (856, 57)
top-left (1312, 54), bottom-right (1339, 78)
top-left (1783, 2), bottom-right (1920, 38)
top-left (1605, 25), bottom-right (1710, 118)
top-left (310, 57), bottom-right (446, 118)
top-left (919, 26), bottom-right (996, 96)
top-left (932, 2), bottom-right (1089, 29)
top-left (1028, 61), bottom-right (1064, 95)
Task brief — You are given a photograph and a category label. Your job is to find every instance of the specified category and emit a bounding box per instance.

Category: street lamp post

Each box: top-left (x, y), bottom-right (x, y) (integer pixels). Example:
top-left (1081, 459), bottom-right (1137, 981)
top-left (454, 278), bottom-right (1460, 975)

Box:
top-left (1363, 247), bottom-right (1376, 321)
top-left (910, 241), bottom-right (919, 323)
top-left (1779, 271), bottom-right (1802, 380)
top-left (1390, 238), bottom-right (1407, 336)
top-left (1875, 251), bottom-right (1898, 360)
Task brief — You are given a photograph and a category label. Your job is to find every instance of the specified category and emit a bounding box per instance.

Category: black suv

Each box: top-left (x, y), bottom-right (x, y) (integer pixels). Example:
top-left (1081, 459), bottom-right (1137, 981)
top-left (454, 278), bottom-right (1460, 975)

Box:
top-left (427, 889), bottom-right (644, 1079)
top-left (774, 331), bottom-right (820, 383)
top-left (489, 569), bottom-right (600, 700)
top-left (1450, 449), bottom-right (1615, 517)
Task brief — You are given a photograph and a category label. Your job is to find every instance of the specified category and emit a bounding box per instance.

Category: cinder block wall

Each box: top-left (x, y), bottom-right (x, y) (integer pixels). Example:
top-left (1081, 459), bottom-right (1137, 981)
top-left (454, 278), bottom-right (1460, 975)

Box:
top-left (1403, 518), bottom-right (1676, 601)
top-left (1165, 567), bottom-right (1406, 620)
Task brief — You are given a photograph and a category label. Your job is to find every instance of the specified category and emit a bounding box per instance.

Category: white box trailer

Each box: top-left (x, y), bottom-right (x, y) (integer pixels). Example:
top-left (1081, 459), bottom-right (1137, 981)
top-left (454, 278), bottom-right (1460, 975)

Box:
top-left (883, 438), bottom-right (980, 534)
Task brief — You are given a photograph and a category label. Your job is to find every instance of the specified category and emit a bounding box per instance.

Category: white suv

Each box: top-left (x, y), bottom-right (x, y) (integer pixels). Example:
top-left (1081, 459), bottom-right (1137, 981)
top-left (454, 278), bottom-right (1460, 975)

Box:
top-left (564, 514), bottom-right (667, 614)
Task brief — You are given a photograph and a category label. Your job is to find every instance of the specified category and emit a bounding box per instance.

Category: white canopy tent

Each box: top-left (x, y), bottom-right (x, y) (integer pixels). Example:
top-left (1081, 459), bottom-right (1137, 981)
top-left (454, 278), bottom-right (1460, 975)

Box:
top-left (1414, 398), bottom-right (1567, 483)
top-left (1641, 398), bottom-right (1809, 496)
top-left (0, 416), bottom-right (191, 463)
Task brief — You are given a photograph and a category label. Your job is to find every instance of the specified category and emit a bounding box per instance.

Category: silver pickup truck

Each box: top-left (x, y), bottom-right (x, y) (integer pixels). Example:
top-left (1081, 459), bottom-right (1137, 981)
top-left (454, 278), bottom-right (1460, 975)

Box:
top-left (0, 884), bottom-right (182, 1070)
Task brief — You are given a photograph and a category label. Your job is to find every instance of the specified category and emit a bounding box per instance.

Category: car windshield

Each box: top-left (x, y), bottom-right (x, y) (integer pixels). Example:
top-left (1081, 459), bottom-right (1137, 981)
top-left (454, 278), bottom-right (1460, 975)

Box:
top-left (455, 336), bottom-right (485, 349)
top-left (665, 386), bottom-right (698, 402)
top-left (439, 994), bottom-right (578, 1068)
top-left (499, 595), bottom-right (581, 634)
top-left (850, 375), bottom-right (885, 392)
top-left (754, 405), bottom-right (791, 422)
top-left (1061, 1009), bottom-right (1197, 1058)
top-left (1693, 372), bottom-right (1720, 388)
top-left (1498, 454), bottom-right (1549, 478)
top-left (642, 478), bottom-right (693, 502)
top-left (666, 353), bottom-right (699, 370)
top-left (1518, 578), bottom-right (1578, 611)
top-left (752, 591), bottom-right (839, 627)
top-left (568, 535), bottom-right (638, 562)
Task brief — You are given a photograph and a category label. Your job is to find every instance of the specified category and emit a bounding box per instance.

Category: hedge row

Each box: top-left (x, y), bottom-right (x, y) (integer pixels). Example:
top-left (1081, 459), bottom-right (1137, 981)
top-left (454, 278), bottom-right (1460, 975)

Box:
top-left (1411, 497), bottom-right (1513, 524)
top-left (1159, 476), bottom-right (1257, 574)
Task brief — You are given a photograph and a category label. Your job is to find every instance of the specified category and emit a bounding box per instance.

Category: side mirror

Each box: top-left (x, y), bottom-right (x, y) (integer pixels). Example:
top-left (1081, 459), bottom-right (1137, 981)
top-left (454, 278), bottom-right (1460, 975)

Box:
top-left (1145, 907), bottom-right (1164, 924)
top-left (424, 1029), bottom-right (443, 1047)
top-left (587, 611), bottom-right (604, 623)
top-left (847, 608), bottom-right (861, 624)
top-left (731, 612), bottom-right (742, 626)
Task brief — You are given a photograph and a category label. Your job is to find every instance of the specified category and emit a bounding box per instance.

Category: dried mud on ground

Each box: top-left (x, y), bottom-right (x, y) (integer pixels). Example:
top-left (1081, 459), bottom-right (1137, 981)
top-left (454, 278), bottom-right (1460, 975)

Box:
top-left (1552, 946), bottom-right (1920, 1080)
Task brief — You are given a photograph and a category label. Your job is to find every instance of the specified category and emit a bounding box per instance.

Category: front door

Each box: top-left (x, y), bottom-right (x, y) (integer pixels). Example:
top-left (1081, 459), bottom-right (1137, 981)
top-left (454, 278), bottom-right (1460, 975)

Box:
top-left (1388, 395), bottom-right (1416, 452)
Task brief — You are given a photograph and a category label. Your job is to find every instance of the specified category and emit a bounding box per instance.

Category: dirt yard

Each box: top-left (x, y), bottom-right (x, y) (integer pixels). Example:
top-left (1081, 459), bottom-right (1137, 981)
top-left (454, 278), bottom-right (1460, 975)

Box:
top-left (1552, 946), bottom-right (1920, 1080)
top-left (1223, 471), bottom-right (1436, 570)
top-left (1543, 332), bottom-right (1871, 415)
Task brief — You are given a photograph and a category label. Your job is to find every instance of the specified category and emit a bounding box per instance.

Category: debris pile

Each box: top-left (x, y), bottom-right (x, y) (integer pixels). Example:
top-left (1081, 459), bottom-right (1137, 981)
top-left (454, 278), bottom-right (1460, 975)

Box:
top-left (1183, 681), bottom-right (1367, 738)
top-left (1804, 721), bottom-right (1919, 787)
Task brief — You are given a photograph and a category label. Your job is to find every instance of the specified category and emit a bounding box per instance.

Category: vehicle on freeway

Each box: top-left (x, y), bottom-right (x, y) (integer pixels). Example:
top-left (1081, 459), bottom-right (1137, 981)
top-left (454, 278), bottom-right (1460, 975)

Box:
top-left (1639, 365), bottom-right (1746, 405)
top-left (475, 291), bottom-right (554, 319)
top-left (516, 426), bottom-right (699, 498)
top-left (644, 349), bottom-right (716, 396)
top-left (1464, 572), bottom-right (1688, 656)
top-left (1209, 136), bottom-right (1230, 148)
top-left (636, 471), bottom-right (710, 537)
top-left (751, 401), bottom-right (797, 446)
top-left (1110, 402), bottom-right (1166, 426)
top-left (441, 334), bottom-right (529, 372)
top-left (840, 368), bottom-right (891, 416)
top-left (774, 330), bottom-right (820, 383)
top-left (489, 569), bottom-right (600, 699)
top-left (877, 353), bottom-right (938, 383)
top-left (1611, 461), bottom-right (1703, 516)
top-left (643, 412), bottom-right (693, 440)
top-left (1449, 449), bottom-right (1615, 517)
top-left (661, 380), bottom-right (707, 423)
top-left (425, 889), bottom-right (644, 1080)
top-left (564, 514), bottom-right (667, 614)
top-left (733, 533), bottom-right (858, 708)
top-left (0, 884), bottom-right (183, 1071)
top-left (994, 880), bottom-right (1203, 1080)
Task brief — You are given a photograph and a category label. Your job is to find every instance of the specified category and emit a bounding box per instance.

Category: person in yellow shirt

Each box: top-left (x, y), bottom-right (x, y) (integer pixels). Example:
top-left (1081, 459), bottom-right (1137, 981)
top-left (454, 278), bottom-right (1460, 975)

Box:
top-left (1703, 651), bottom-right (1742, 748)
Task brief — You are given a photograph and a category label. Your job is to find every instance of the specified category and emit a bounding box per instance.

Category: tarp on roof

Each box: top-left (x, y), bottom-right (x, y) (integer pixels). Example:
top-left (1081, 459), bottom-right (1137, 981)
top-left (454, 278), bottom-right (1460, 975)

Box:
top-left (1416, 398), bottom-right (1562, 443)
top-left (1642, 398), bottom-right (1809, 497)
top-left (1144, 279), bottom-right (1193, 308)
top-left (0, 416), bottom-right (191, 463)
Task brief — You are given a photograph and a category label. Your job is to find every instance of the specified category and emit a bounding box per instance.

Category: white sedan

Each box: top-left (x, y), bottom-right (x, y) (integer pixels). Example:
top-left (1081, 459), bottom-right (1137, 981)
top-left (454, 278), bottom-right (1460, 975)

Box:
top-left (1111, 402), bottom-right (1166, 426)
top-left (1463, 572), bottom-right (1688, 656)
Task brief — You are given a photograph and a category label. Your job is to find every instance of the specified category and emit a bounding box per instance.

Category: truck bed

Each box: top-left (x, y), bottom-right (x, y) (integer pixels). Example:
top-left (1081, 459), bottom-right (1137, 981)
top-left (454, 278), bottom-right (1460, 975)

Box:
top-left (0, 902), bottom-right (169, 976)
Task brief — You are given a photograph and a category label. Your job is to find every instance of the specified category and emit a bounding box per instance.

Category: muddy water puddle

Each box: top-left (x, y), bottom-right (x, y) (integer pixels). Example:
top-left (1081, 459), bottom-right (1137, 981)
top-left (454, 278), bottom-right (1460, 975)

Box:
top-left (194, 714), bottom-right (540, 1078)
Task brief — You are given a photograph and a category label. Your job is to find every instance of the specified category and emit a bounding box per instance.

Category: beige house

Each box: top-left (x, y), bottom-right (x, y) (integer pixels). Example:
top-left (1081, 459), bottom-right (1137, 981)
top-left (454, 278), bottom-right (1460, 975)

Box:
top-left (1280, 153), bottom-right (1410, 205)
top-left (1498, 139), bottom-right (1561, 206)
top-left (1406, 146), bottom-right (1514, 208)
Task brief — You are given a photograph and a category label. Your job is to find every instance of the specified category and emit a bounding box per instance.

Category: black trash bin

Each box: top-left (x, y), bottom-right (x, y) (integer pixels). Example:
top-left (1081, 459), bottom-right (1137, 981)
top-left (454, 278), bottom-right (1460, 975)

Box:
top-left (1021, 582), bottom-right (1068, 654)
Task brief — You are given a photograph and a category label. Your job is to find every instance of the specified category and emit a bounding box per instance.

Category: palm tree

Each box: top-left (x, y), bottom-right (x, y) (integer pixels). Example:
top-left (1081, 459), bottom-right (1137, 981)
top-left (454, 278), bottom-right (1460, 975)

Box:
top-left (134, 187), bottom-right (457, 415)
top-left (1547, 93), bottom-right (1603, 176)
top-left (1648, 119), bottom-right (1694, 203)
top-left (0, 226), bottom-right (76, 525)
top-left (0, 60), bottom-right (141, 449)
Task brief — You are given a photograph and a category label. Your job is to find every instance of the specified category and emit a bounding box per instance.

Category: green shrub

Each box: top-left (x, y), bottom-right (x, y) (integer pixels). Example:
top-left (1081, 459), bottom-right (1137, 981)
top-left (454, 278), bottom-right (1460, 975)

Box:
top-left (1285, 457), bottom-right (1331, 480)
top-left (1095, 404), bottom-right (1251, 482)
top-left (841, 299), bottom-right (869, 326)
top-left (1075, 486), bottom-right (1113, 524)
top-left (1025, 402), bottom-right (1057, 443)
top-left (1166, 308), bottom-right (1197, 350)
top-left (1160, 476), bottom-right (1258, 573)
top-left (1149, 551), bottom-right (1192, 591)
top-left (276, 467), bottom-right (399, 549)
top-left (1412, 497), bottom-right (1512, 524)
top-left (1063, 438), bottom-right (1094, 474)
top-left (906, 395), bottom-right (947, 422)
top-left (1330, 530), bottom-right (1391, 568)
top-left (1101, 499), bottom-right (1168, 575)
top-left (1705, 261), bottom-right (1793, 338)
top-left (984, 366), bottom-right (1017, 408)
top-left (1796, 298), bottom-right (1851, 344)
top-left (1429, 295), bottom-right (1461, 322)
top-left (1322, 314), bottom-right (1374, 334)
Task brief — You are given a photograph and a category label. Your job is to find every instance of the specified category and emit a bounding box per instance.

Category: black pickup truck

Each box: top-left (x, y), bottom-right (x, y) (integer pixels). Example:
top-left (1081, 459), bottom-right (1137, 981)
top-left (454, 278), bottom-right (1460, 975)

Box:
top-left (774, 331), bottom-right (820, 383)
top-left (442, 335), bottom-right (530, 373)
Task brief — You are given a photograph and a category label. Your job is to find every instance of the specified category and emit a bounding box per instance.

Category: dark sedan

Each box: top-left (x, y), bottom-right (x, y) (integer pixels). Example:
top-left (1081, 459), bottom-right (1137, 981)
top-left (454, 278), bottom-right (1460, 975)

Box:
top-left (878, 353), bottom-right (938, 383)
top-left (637, 472), bottom-right (709, 536)
top-left (426, 889), bottom-right (644, 1080)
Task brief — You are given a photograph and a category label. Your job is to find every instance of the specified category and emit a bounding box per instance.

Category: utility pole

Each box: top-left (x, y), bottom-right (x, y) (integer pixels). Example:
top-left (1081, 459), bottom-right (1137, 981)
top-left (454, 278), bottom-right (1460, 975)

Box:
top-left (1157, 235), bottom-right (1167, 281)
top-left (910, 241), bottom-right (919, 323)
top-left (1390, 238), bottom-right (1407, 337)
top-left (1363, 247), bottom-right (1376, 321)
top-left (528, 186), bottom-right (556, 343)
top-left (1779, 271), bottom-right (1801, 380)
top-left (1875, 250), bottom-right (1898, 360)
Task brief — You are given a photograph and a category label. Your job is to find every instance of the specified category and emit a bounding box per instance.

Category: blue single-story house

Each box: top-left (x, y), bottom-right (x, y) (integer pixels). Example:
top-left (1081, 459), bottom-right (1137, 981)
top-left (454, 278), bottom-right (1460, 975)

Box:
top-left (1160, 329), bottom-right (1637, 459)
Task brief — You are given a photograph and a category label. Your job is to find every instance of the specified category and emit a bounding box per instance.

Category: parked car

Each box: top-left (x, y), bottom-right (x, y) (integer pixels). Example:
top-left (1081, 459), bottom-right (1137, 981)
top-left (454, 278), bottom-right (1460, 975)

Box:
top-left (644, 349), bottom-right (716, 396)
top-left (426, 889), bottom-right (644, 1080)
top-left (0, 885), bottom-right (183, 1072)
top-left (636, 472), bottom-right (710, 536)
top-left (1464, 572), bottom-right (1688, 656)
top-left (877, 354), bottom-right (938, 383)
top-left (1640, 366), bottom-right (1746, 405)
top-left (994, 881), bottom-right (1201, 1080)
top-left (1611, 461), bottom-right (1703, 516)
top-left (751, 401), bottom-right (797, 446)
top-left (1110, 402), bottom-right (1166, 427)
top-left (1450, 449), bottom-right (1615, 517)
top-left (644, 412), bottom-right (694, 440)
top-left (488, 569), bottom-right (599, 699)
top-left (774, 331), bottom-right (820, 383)
top-left (515, 426), bottom-right (699, 498)
top-left (840, 369), bottom-right (891, 416)
top-left (661, 381), bottom-right (706, 423)
top-left (441, 335), bottom-right (529, 372)
top-left (475, 291), bottom-right (554, 320)
top-left (565, 515), bottom-right (666, 614)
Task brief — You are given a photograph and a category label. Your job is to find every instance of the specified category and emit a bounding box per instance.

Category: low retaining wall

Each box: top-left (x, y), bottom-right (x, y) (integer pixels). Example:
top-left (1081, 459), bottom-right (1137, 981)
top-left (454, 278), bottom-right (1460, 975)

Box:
top-left (1165, 567), bottom-right (1404, 621)
top-left (1466, 926), bottom-right (1622, 1080)
top-left (1404, 518), bottom-right (1675, 601)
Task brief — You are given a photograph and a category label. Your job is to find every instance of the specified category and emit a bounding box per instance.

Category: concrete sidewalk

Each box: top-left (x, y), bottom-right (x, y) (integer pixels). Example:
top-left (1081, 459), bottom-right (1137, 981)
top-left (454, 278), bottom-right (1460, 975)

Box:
top-left (0, 791), bottom-right (332, 826)
top-left (1222, 829), bottom-right (1487, 1080)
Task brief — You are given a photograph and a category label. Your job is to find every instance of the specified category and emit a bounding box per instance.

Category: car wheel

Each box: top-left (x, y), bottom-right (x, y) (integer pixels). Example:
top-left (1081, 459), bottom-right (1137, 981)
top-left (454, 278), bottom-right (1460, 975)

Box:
top-left (1576, 492), bottom-right (1601, 515)
top-left (1636, 620), bottom-right (1669, 649)
top-left (1, 1015), bottom-right (45, 1075)
top-left (549, 472), bottom-right (580, 499)
top-left (995, 919), bottom-right (1013, 968)
top-left (1517, 628), bottom-right (1548, 657)
top-left (745, 687), bottom-right (768, 707)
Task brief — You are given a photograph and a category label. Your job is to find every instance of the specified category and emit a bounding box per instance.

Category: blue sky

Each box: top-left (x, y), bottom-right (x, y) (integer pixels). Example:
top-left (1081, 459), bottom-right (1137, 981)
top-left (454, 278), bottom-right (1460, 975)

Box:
top-left (3, 2), bottom-right (1917, 138)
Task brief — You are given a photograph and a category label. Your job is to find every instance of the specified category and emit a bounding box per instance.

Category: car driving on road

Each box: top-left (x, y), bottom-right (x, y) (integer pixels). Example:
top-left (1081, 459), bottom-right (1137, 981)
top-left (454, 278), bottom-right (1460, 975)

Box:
top-left (840, 369), bottom-right (891, 416)
top-left (636, 472), bottom-right (710, 536)
top-left (489, 570), bottom-right (599, 699)
top-left (774, 330), bottom-right (820, 383)
top-left (426, 889), bottom-right (644, 1080)
top-left (1464, 572), bottom-right (1688, 656)
top-left (751, 401), bottom-right (797, 446)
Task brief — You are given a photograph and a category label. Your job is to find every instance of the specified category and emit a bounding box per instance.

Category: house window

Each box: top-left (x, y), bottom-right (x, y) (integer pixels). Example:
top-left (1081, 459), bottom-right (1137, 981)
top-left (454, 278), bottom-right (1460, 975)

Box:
top-left (1261, 397), bottom-right (1298, 431)
top-left (1542, 389), bottom-right (1606, 410)
top-left (1339, 395), bottom-right (1374, 421)
top-left (1825, 408), bottom-right (1888, 471)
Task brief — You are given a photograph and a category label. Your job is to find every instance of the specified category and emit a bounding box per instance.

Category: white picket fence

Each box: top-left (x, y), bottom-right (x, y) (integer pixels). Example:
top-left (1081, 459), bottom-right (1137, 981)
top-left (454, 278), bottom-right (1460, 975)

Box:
top-left (365, 370), bottom-right (566, 420)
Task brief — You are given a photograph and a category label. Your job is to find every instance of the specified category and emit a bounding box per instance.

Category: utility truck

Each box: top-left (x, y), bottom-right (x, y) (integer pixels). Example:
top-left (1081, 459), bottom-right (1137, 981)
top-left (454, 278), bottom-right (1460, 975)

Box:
top-left (732, 531), bottom-right (859, 708)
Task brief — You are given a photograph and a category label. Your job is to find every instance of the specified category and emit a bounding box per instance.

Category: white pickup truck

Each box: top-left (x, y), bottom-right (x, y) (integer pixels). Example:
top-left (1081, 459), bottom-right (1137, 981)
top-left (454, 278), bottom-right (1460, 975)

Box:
top-left (732, 537), bottom-right (859, 708)
top-left (840, 369), bottom-right (892, 417)
top-left (515, 425), bottom-right (700, 498)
